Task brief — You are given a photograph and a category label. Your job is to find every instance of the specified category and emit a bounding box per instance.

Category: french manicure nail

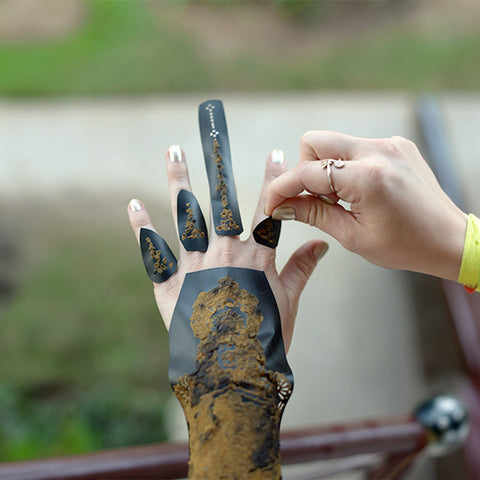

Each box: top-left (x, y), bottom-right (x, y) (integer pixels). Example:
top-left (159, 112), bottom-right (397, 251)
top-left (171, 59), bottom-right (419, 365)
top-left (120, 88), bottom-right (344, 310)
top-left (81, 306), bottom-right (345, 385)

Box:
top-left (271, 149), bottom-right (285, 164)
top-left (169, 145), bottom-right (183, 163)
top-left (319, 195), bottom-right (335, 205)
top-left (314, 242), bottom-right (329, 261)
top-left (272, 207), bottom-right (295, 221)
top-left (129, 198), bottom-right (142, 212)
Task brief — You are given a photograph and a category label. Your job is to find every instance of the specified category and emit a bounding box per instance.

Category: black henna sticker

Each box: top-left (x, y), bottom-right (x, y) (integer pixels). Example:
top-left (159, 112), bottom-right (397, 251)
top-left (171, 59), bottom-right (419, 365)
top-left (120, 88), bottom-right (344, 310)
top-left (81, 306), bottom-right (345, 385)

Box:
top-left (168, 268), bottom-right (293, 478)
top-left (140, 228), bottom-right (177, 283)
top-left (198, 99), bottom-right (243, 236)
top-left (177, 190), bottom-right (208, 252)
top-left (253, 217), bottom-right (281, 249)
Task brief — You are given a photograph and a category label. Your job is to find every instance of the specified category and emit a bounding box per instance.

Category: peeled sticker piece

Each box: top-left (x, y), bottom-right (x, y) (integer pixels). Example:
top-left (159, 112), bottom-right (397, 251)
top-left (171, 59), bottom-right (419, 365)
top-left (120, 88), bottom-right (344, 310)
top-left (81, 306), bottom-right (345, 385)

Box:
top-left (253, 217), bottom-right (281, 249)
top-left (198, 99), bottom-right (243, 236)
top-left (177, 190), bottom-right (208, 252)
top-left (140, 228), bottom-right (177, 283)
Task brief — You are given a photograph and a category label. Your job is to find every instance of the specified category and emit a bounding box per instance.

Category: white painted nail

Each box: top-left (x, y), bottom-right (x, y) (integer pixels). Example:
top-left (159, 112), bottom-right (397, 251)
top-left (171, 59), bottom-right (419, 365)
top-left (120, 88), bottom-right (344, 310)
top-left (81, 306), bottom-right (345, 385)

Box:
top-left (271, 149), bottom-right (285, 164)
top-left (129, 198), bottom-right (142, 212)
top-left (168, 145), bottom-right (183, 163)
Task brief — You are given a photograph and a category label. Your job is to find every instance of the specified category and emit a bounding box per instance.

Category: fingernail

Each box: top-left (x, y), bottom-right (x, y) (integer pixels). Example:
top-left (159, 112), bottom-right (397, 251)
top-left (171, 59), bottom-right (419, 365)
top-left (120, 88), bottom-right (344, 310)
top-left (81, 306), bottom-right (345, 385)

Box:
top-left (271, 149), bottom-right (285, 164)
top-left (319, 195), bottom-right (335, 205)
top-left (272, 207), bottom-right (295, 221)
top-left (314, 242), bottom-right (329, 261)
top-left (168, 145), bottom-right (183, 163)
top-left (129, 198), bottom-right (142, 212)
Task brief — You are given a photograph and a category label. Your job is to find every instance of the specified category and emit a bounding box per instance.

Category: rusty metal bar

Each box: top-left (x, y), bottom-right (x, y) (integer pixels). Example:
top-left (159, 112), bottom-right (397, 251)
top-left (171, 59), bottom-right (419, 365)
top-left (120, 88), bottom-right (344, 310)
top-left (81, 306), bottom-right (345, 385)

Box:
top-left (280, 417), bottom-right (426, 465)
top-left (367, 452), bottom-right (418, 480)
top-left (0, 416), bottom-right (427, 480)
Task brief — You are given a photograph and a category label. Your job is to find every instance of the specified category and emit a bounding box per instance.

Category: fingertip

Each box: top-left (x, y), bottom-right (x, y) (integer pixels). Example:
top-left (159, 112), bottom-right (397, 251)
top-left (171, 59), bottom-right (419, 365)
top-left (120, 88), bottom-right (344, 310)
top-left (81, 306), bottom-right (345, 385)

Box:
top-left (313, 240), bottom-right (329, 261)
top-left (270, 149), bottom-right (285, 165)
top-left (128, 198), bottom-right (143, 213)
top-left (167, 144), bottom-right (184, 163)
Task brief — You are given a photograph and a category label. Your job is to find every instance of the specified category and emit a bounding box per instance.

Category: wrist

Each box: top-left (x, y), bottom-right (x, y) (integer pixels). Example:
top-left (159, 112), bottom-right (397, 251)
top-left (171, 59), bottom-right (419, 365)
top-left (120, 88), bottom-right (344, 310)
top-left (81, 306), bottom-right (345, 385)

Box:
top-left (441, 208), bottom-right (468, 282)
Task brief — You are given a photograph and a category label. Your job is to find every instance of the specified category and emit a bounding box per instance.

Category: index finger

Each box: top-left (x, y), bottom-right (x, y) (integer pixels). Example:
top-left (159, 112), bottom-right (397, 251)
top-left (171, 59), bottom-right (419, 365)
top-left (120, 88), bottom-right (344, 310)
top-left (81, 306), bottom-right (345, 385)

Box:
top-left (265, 161), bottom-right (356, 214)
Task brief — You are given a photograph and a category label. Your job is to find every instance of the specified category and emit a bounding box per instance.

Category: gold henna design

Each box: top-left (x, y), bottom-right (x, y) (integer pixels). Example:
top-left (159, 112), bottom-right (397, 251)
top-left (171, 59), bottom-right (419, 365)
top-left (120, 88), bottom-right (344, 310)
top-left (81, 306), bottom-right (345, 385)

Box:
top-left (181, 202), bottom-right (206, 241)
top-left (146, 237), bottom-right (173, 275)
top-left (212, 138), bottom-right (240, 232)
top-left (174, 275), bottom-right (291, 479)
top-left (255, 219), bottom-right (277, 245)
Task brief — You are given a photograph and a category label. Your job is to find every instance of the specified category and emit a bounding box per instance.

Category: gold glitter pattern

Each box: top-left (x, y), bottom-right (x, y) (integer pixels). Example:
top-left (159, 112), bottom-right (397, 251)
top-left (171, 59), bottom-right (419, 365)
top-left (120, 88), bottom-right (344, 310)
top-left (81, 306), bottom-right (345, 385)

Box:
top-left (181, 203), bottom-right (206, 241)
top-left (174, 275), bottom-right (291, 479)
top-left (146, 237), bottom-right (173, 275)
top-left (212, 138), bottom-right (240, 232)
top-left (205, 103), bottom-right (240, 233)
top-left (255, 219), bottom-right (277, 245)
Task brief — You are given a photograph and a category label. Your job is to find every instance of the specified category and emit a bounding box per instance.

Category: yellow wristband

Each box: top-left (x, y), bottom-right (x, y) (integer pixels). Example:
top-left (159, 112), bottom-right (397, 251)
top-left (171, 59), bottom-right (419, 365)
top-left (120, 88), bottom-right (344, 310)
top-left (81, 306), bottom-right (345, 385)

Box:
top-left (458, 214), bottom-right (480, 293)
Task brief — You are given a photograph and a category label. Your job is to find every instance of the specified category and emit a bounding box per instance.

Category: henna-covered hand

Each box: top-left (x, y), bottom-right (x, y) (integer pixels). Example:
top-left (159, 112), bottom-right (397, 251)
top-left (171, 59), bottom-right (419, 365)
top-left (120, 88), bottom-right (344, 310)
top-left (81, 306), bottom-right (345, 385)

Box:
top-left (127, 100), bottom-right (328, 479)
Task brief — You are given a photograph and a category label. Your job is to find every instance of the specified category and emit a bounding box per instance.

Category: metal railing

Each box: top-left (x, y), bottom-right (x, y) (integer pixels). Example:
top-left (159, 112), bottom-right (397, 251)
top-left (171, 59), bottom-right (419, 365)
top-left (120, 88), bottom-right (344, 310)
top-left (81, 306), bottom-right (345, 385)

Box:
top-left (0, 416), bottom-right (428, 480)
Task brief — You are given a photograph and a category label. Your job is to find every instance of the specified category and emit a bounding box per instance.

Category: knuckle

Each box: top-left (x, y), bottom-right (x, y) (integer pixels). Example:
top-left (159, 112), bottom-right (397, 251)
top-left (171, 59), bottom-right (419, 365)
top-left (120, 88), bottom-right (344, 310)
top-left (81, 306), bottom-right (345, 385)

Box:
top-left (133, 212), bottom-right (152, 228)
top-left (300, 130), bottom-right (316, 145)
top-left (365, 161), bottom-right (388, 185)
top-left (215, 239), bottom-right (238, 265)
top-left (372, 137), bottom-right (401, 158)
top-left (391, 135), bottom-right (419, 156)
top-left (362, 161), bottom-right (393, 199)
top-left (169, 167), bottom-right (187, 182)
top-left (304, 201), bottom-right (322, 228)
top-left (390, 135), bottom-right (411, 148)
top-left (294, 251), bottom-right (315, 279)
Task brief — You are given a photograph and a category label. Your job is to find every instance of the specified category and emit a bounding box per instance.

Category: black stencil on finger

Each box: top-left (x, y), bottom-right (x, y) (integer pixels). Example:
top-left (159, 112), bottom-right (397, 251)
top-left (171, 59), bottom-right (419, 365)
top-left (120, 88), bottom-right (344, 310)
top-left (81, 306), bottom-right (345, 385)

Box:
top-left (177, 190), bottom-right (208, 252)
top-left (140, 228), bottom-right (177, 283)
top-left (198, 99), bottom-right (243, 236)
top-left (253, 217), bottom-right (281, 249)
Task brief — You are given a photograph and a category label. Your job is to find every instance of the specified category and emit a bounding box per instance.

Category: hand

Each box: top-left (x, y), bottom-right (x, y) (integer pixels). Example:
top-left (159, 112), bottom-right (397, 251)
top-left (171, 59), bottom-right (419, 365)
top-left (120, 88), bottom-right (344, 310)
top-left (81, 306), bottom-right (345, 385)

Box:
top-left (265, 131), bottom-right (467, 282)
top-left (127, 145), bottom-right (327, 353)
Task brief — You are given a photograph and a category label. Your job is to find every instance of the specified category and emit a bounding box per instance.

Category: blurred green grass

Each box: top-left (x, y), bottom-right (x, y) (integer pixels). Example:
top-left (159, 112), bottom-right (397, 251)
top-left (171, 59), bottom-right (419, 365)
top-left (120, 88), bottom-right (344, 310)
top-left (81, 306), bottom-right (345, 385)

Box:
top-left (0, 204), bottom-right (172, 460)
top-left (0, 1), bottom-right (479, 96)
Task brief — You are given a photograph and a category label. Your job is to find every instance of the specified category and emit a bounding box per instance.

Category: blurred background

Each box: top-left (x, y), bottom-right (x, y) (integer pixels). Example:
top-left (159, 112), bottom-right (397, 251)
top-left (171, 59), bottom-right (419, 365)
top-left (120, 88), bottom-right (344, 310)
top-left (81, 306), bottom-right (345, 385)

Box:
top-left (0, 1), bottom-right (479, 478)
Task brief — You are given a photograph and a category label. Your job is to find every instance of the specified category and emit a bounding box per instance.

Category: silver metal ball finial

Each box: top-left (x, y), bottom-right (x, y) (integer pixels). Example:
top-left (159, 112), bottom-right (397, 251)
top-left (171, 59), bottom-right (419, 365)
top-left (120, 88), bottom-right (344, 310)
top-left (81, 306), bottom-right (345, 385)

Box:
top-left (414, 395), bottom-right (470, 457)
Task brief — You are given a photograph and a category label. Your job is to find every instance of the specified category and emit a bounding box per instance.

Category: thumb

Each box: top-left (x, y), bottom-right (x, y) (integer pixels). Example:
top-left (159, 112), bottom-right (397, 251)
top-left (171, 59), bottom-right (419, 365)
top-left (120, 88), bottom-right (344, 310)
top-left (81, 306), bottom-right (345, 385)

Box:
top-left (272, 195), bottom-right (355, 242)
top-left (280, 239), bottom-right (329, 310)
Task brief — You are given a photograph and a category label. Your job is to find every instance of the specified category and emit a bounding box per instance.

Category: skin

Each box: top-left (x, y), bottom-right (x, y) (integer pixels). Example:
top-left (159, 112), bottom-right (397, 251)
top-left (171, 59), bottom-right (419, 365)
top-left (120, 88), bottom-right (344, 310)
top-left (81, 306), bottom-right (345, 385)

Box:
top-left (265, 131), bottom-right (468, 282)
top-left (127, 147), bottom-right (328, 353)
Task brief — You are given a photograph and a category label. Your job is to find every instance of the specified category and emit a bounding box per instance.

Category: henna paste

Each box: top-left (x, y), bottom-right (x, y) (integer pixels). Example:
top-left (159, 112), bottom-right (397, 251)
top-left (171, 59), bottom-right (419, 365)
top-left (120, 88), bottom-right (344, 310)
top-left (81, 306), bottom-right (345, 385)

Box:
top-left (253, 217), bottom-right (281, 249)
top-left (140, 228), bottom-right (177, 283)
top-left (177, 189), bottom-right (208, 252)
top-left (169, 268), bottom-right (293, 479)
top-left (199, 100), bottom-right (243, 236)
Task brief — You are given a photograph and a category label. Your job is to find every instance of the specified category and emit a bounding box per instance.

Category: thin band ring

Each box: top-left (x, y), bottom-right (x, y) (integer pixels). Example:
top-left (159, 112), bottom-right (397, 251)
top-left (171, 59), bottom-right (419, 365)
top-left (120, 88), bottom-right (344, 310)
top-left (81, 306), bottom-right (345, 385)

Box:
top-left (326, 161), bottom-right (335, 193)
top-left (321, 159), bottom-right (345, 194)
